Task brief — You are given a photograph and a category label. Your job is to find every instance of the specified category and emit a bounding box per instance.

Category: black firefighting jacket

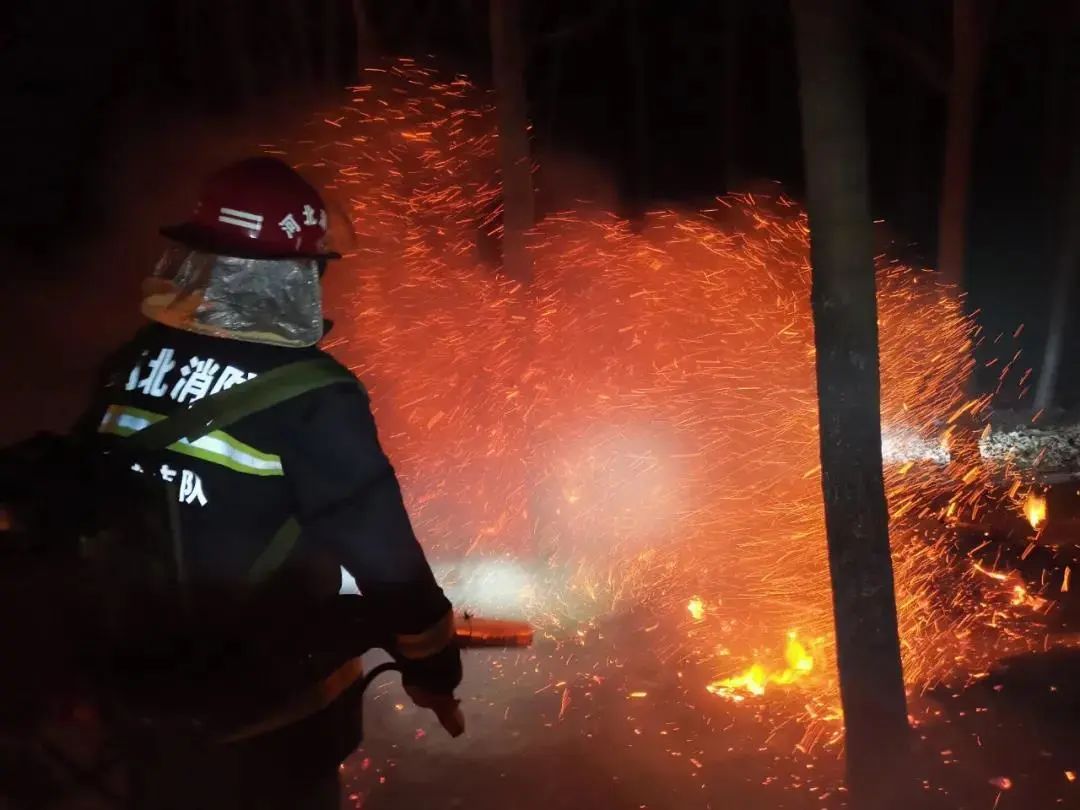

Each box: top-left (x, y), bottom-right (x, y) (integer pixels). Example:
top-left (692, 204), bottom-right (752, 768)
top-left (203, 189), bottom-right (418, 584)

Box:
top-left (82, 322), bottom-right (461, 694)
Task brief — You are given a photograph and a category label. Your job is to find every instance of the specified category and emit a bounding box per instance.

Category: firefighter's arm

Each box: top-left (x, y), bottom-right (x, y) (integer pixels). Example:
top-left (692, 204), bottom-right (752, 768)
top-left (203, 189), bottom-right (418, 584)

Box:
top-left (282, 381), bottom-right (463, 701)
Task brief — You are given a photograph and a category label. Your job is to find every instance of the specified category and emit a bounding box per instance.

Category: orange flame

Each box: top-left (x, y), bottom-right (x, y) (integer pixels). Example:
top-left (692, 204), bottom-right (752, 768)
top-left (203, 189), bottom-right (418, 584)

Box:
top-left (687, 597), bottom-right (705, 622)
top-left (1024, 492), bottom-right (1047, 530)
top-left (707, 631), bottom-right (816, 700)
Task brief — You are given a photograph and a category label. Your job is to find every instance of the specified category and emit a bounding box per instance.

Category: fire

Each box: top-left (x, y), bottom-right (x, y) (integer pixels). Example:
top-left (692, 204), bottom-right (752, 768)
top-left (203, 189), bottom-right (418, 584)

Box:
top-left (707, 631), bottom-right (816, 700)
top-left (1011, 585), bottom-right (1029, 607)
top-left (1024, 492), bottom-right (1047, 530)
top-left (273, 58), bottom-right (1050, 733)
top-left (687, 597), bottom-right (705, 621)
top-left (973, 563), bottom-right (1048, 610)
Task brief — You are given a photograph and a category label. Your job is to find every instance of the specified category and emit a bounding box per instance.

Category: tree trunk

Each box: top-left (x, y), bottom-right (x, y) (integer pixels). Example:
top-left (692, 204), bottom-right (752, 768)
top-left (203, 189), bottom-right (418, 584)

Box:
top-left (489, 0), bottom-right (535, 284)
top-left (1034, 67), bottom-right (1080, 413)
top-left (900, 78), bottom-right (929, 253)
top-left (220, 0), bottom-right (256, 105)
top-left (790, 1), bottom-right (911, 807)
top-left (322, 0), bottom-right (341, 85)
top-left (722, 0), bottom-right (742, 192)
top-left (351, 0), bottom-right (374, 77)
top-left (173, 0), bottom-right (201, 92)
top-left (542, 40), bottom-right (564, 154)
top-left (936, 0), bottom-right (983, 288)
top-left (624, 0), bottom-right (649, 219)
top-left (286, 0), bottom-right (314, 84)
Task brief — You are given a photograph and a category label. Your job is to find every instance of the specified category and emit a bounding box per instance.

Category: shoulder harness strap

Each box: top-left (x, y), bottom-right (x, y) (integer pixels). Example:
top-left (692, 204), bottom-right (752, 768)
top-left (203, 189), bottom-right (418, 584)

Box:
top-left (126, 358), bottom-right (358, 452)
top-left (121, 357), bottom-right (359, 585)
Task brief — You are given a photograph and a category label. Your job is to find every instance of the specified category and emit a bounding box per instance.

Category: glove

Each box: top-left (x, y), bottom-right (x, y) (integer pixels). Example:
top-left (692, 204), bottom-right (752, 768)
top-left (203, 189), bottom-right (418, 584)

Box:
top-left (404, 684), bottom-right (465, 738)
top-left (399, 644), bottom-right (464, 737)
top-left (398, 643), bottom-right (462, 695)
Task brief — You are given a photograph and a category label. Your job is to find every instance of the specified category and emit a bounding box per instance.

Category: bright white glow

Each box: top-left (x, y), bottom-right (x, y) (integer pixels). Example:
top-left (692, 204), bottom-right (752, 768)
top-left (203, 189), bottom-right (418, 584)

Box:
top-left (880, 429), bottom-right (950, 465)
top-left (431, 558), bottom-right (534, 618)
top-left (339, 567), bottom-right (361, 595)
top-left (539, 425), bottom-right (685, 554)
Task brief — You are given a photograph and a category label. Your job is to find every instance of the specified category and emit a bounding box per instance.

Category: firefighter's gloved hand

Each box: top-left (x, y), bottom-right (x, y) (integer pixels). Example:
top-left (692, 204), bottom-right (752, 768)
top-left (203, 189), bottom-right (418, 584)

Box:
top-left (400, 644), bottom-right (464, 737)
top-left (404, 685), bottom-right (465, 738)
top-left (399, 642), bottom-right (462, 693)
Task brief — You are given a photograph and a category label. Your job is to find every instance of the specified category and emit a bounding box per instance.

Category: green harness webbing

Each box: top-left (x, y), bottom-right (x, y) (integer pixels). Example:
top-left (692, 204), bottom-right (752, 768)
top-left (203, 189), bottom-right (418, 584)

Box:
top-left (123, 358), bottom-right (357, 585)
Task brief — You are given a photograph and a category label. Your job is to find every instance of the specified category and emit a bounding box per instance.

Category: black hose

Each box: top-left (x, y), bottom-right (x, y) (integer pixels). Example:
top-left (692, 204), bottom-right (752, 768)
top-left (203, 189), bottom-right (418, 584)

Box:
top-left (359, 661), bottom-right (401, 694)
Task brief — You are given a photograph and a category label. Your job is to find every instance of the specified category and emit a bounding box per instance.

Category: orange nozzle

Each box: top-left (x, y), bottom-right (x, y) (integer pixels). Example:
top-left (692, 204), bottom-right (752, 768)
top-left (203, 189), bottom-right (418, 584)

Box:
top-left (454, 615), bottom-right (534, 648)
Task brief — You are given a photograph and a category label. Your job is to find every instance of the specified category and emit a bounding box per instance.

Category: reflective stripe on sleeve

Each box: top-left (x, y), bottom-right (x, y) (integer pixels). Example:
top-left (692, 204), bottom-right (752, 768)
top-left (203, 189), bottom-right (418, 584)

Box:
top-left (395, 610), bottom-right (456, 660)
top-left (99, 404), bottom-right (284, 477)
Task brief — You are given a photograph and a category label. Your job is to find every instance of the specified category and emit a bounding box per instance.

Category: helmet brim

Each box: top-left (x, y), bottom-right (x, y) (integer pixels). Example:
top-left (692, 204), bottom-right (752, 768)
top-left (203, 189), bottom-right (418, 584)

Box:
top-left (160, 222), bottom-right (342, 261)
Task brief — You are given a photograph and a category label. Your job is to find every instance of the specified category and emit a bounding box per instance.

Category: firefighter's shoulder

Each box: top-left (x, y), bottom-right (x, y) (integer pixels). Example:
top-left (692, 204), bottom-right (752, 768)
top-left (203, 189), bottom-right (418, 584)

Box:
top-left (265, 347), bottom-right (373, 432)
top-left (306, 348), bottom-right (369, 399)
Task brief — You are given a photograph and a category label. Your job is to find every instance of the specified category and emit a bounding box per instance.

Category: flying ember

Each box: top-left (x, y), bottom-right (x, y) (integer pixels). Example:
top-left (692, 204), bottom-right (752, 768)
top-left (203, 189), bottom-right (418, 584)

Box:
top-left (279, 58), bottom-right (1050, 727)
top-left (1024, 491), bottom-right (1047, 530)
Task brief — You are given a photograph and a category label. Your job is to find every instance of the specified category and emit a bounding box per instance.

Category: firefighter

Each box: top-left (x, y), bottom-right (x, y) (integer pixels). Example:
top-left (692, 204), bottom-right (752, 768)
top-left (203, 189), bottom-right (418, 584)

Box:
top-left (80, 156), bottom-right (463, 808)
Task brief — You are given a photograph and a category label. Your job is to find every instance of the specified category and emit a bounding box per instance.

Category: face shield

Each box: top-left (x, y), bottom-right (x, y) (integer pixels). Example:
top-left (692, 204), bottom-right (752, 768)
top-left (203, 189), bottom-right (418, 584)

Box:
top-left (141, 247), bottom-right (324, 348)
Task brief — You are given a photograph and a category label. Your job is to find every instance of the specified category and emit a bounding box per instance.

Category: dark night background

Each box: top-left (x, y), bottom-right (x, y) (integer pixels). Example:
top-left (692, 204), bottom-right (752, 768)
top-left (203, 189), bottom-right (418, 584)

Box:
top-left (0, 1), bottom-right (1077, 426)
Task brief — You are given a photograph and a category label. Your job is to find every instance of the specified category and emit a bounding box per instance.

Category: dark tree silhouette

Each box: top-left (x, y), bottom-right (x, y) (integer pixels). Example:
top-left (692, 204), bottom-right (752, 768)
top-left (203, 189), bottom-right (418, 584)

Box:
top-left (489, 0), bottom-right (535, 283)
top-left (790, 1), bottom-right (911, 805)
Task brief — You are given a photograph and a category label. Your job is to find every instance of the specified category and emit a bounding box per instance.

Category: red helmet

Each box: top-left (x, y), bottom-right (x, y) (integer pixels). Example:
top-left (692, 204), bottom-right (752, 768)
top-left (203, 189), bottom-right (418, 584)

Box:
top-left (161, 157), bottom-right (341, 260)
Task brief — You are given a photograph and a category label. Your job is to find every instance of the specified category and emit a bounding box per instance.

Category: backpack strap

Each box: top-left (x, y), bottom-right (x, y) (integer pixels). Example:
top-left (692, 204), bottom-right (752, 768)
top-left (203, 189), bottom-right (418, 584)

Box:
top-left (127, 358), bottom-right (358, 452)
top-left (246, 516), bottom-right (302, 586)
top-left (121, 358), bottom-right (358, 585)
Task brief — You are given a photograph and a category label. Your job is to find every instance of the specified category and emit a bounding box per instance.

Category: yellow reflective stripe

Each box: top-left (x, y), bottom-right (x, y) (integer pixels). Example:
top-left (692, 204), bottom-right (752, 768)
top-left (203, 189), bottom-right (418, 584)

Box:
top-left (99, 404), bottom-right (284, 477)
top-left (396, 610), bottom-right (456, 660)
